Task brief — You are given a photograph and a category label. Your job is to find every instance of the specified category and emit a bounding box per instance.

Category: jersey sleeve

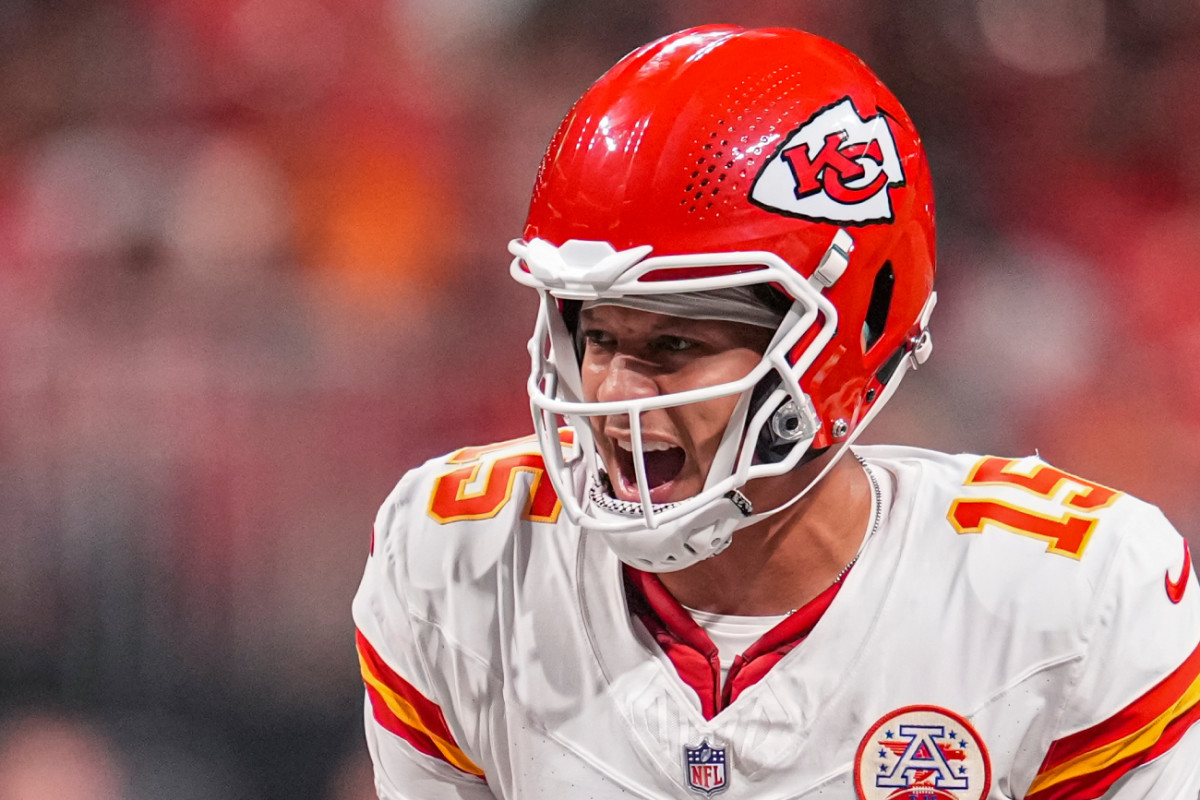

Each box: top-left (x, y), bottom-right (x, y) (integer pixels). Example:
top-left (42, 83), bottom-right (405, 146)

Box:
top-left (352, 469), bottom-right (496, 800)
top-left (1023, 505), bottom-right (1200, 800)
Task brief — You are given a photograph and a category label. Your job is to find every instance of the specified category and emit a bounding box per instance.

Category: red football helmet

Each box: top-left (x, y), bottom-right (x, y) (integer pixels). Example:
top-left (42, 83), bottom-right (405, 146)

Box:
top-left (510, 25), bottom-right (936, 570)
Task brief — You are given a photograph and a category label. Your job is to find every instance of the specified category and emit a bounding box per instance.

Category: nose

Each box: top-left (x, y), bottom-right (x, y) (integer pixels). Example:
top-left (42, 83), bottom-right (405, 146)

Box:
top-left (592, 354), bottom-right (660, 404)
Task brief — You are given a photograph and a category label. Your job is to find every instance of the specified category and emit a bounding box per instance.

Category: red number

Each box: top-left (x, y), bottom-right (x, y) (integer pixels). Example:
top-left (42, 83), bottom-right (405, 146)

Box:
top-left (948, 457), bottom-right (1121, 559)
top-left (949, 500), bottom-right (1097, 559)
top-left (426, 432), bottom-right (573, 524)
top-left (965, 456), bottom-right (1119, 511)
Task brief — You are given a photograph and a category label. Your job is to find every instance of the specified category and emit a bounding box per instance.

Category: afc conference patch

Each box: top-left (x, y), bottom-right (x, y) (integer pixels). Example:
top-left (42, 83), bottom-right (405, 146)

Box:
top-left (684, 739), bottom-right (728, 796)
top-left (854, 705), bottom-right (991, 800)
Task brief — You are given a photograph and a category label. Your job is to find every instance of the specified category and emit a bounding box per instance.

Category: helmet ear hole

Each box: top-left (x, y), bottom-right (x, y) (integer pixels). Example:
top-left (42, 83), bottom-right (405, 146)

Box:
top-left (750, 282), bottom-right (794, 316)
top-left (862, 260), bottom-right (894, 352)
top-left (751, 374), bottom-right (820, 465)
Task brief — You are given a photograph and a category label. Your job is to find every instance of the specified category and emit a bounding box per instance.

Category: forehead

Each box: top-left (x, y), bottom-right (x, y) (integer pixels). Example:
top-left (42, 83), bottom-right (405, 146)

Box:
top-left (581, 303), bottom-right (692, 329)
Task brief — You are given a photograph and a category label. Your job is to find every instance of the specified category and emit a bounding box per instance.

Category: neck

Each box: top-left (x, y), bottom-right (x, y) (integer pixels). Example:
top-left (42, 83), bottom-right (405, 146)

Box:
top-left (656, 451), bottom-right (873, 616)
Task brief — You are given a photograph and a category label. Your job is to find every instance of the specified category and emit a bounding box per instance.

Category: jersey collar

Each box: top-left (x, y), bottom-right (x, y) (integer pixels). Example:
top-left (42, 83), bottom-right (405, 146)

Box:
top-left (623, 565), bottom-right (849, 719)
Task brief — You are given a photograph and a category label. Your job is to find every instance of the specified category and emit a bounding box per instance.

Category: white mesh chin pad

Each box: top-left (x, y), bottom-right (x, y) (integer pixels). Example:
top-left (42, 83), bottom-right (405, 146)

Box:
top-left (587, 477), bottom-right (751, 572)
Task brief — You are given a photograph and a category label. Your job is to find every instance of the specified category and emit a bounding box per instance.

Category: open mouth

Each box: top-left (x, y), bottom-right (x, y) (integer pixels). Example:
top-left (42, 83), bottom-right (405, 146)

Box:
top-left (609, 439), bottom-right (687, 504)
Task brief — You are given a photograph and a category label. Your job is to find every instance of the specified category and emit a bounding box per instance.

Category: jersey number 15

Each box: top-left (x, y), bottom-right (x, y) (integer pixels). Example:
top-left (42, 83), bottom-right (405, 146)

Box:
top-left (948, 457), bottom-right (1120, 559)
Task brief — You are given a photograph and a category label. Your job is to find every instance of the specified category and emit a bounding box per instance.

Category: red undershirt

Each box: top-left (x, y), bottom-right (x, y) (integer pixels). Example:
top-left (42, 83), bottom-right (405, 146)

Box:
top-left (623, 564), bottom-right (849, 720)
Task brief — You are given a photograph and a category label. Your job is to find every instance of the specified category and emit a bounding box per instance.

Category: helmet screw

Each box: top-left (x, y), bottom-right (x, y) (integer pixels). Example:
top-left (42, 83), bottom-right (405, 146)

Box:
top-left (831, 419), bottom-right (849, 440)
top-left (865, 388), bottom-right (877, 403)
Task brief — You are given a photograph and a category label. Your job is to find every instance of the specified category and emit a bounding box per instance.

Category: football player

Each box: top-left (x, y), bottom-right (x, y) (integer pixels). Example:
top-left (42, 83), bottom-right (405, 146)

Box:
top-left (353, 25), bottom-right (1200, 800)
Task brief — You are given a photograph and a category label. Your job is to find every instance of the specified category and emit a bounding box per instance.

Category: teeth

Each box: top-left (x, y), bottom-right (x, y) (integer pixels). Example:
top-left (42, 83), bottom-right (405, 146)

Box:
top-left (616, 439), bottom-right (673, 452)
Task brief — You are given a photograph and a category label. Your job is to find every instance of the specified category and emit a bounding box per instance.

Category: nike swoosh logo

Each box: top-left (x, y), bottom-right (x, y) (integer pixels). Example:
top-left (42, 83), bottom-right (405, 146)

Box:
top-left (1166, 541), bottom-right (1192, 604)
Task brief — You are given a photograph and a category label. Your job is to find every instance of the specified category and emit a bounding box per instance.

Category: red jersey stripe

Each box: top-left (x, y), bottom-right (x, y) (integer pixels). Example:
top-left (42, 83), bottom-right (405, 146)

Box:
top-left (356, 630), bottom-right (485, 778)
top-left (1025, 700), bottom-right (1200, 800)
top-left (1039, 636), bottom-right (1200, 772)
top-left (1026, 637), bottom-right (1200, 799)
top-left (357, 630), bottom-right (457, 742)
top-left (364, 683), bottom-right (445, 761)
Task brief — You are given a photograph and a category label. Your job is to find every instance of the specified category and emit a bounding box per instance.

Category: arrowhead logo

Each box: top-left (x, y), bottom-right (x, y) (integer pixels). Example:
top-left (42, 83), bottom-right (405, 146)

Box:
top-left (750, 96), bottom-right (905, 225)
top-left (1166, 540), bottom-right (1191, 604)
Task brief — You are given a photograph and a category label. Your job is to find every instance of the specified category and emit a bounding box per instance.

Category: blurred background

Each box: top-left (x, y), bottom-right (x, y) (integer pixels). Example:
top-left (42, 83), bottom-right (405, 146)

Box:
top-left (1, 0), bottom-right (1197, 797)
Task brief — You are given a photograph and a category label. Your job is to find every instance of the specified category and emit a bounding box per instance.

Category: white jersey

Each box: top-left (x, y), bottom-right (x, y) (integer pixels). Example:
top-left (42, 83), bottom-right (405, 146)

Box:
top-left (352, 435), bottom-right (1200, 800)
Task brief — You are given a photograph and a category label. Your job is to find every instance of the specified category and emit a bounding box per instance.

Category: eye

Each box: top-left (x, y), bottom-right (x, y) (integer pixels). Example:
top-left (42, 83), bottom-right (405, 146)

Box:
top-left (582, 329), bottom-right (615, 348)
top-left (652, 335), bottom-right (695, 353)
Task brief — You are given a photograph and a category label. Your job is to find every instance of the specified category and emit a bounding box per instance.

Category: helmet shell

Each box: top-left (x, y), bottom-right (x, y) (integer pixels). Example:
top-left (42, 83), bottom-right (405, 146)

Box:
top-left (523, 25), bottom-right (936, 446)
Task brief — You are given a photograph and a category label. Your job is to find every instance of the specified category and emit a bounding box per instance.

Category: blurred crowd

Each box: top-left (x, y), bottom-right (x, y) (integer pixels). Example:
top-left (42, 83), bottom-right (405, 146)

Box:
top-left (1, 0), bottom-right (1197, 798)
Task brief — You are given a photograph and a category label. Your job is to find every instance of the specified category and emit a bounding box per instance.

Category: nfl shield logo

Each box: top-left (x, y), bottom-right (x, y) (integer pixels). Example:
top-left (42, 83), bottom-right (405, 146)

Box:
top-left (684, 740), bottom-right (729, 796)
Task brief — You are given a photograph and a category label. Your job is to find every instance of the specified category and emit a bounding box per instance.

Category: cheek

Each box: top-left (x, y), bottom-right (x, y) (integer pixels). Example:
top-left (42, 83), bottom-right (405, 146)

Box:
top-left (673, 395), bottom-right (743, 452)
top-left (672, 349), bottom-right (763, 390)
top-left (702, 395), bottom-right (743, 437)
top-left (669, 353), bottom-right (762, 450)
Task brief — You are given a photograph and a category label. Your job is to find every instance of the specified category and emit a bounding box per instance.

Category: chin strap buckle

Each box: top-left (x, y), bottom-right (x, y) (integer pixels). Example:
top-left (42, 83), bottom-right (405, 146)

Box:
top-left (724, 489), bottom-right (753, 517)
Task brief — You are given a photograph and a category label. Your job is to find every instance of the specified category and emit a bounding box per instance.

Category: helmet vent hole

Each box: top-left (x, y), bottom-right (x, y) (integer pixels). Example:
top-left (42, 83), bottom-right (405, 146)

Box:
top-left (685, 68), bottom-right (806, 217)
top-left (863, 261), bottom-right (895, 352)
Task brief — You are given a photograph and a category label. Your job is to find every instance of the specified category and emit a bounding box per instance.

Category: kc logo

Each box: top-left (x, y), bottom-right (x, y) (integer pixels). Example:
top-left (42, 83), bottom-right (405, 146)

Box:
top-left (750, 97), bottom-right (905, 225)
top-left (784, 134), bottom-right (888, 205)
